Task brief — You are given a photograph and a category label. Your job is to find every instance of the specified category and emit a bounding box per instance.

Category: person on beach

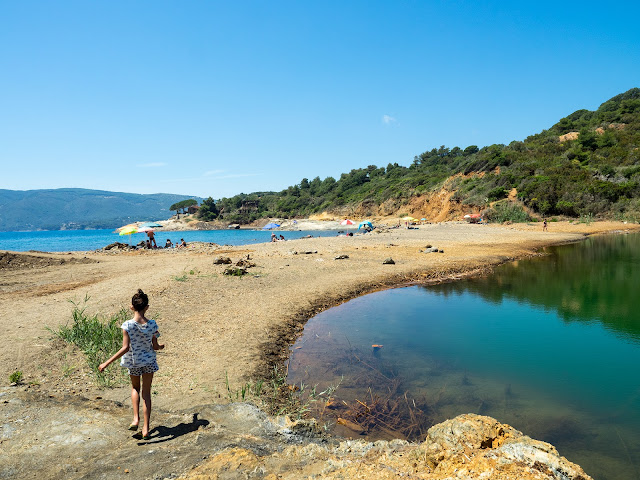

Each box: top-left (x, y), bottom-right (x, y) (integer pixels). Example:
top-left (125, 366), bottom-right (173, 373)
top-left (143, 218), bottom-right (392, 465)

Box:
top-left (165, 238), bottom-right (173, 248)
top-left (146, 230), bottom-right (157, 248)
top-left (177, 238), bottom-right (187, 248)
top-left (543, 220), bottom-right (548, 231)
top-left (98, 289), bottom-right (164, 440)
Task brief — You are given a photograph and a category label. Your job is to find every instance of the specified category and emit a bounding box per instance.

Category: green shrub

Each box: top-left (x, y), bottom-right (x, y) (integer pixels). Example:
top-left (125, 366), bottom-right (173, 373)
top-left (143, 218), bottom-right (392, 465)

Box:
top-left (50, 297), bottom-right (129, 387)
top-left (485, 201), bottom-right (531, 223)
top-left (487, 186), bottom-right (507, 201)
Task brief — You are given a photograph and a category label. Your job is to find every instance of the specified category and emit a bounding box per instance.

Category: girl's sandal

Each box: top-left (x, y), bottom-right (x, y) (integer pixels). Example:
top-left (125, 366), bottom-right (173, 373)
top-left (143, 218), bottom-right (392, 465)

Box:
top-left (141, 433), bottom-right (150, 440)
top-left (128, 424), bottom-right (139, 431)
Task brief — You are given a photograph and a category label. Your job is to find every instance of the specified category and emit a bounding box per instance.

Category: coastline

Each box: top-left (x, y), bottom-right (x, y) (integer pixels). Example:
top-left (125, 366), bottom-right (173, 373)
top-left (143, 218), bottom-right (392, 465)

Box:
top-left (2, 220), bottom-right (636, 405)
top-left (1, 220), bottom-right (637, 479)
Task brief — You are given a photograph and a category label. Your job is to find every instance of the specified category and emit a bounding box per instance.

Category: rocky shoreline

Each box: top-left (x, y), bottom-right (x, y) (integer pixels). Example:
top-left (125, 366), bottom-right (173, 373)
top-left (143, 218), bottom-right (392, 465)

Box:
top-left (0, 384), bottom-right (591, 479)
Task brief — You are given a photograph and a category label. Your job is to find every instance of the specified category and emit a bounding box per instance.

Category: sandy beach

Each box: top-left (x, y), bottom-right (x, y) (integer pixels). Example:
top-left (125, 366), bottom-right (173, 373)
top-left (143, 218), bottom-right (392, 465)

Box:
top-left (1, 221), bottom-right (638, 411)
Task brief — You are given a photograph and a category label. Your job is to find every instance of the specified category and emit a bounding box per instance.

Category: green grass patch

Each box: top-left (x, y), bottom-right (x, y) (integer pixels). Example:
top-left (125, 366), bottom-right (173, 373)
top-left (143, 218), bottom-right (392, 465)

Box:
top-left (49, 296), bottom-right (129, 387)
top-left (9, 370), bottom-right (23, 384)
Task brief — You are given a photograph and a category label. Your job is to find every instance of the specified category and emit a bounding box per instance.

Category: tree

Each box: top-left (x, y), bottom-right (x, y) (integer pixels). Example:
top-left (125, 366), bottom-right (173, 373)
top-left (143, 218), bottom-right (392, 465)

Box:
top-left (169, 199), bottom-right (198, 218)
top-left (197, 197), bottom-right (219, 221)
top-left (463, 145), bottom-right (479, 156)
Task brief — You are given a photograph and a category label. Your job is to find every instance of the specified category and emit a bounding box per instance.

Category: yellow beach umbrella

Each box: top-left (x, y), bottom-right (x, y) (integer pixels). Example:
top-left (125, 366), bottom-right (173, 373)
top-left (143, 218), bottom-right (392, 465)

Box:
top-left (119, 225), bottom-right (139, 235)
top-left (118, 224), bottom-right (139, 245)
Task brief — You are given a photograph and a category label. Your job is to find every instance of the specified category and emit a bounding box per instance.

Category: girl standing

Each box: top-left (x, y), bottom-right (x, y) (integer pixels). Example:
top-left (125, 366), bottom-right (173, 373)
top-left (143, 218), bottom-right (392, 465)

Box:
top-left (99, 289), bottom-right (164, 439)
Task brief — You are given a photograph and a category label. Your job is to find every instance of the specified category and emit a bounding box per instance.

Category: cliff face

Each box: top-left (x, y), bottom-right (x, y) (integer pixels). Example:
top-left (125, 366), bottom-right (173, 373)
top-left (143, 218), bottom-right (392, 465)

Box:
top-left (181, 413), bottom-right (591, 480)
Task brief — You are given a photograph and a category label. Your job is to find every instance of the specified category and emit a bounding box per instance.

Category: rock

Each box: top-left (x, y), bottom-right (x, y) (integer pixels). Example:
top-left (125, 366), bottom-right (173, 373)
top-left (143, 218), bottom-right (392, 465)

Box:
top-left (182, 413), bottom-right (591, 480)
top-left (382, 257), bottom-right (395, 265)
top-left (235, 259), bottom-right (256, 268)
top-left (103, 242), bottom-right (130, 251)
top-left (423, 414), bottom-right (590, 479)
top-left (0, 384), bottom-right (591, 480)
top-left (423, 247), bottom-right (439, 253)
top-left (223, 267), bottom-right (247, 276)
top-left (213, 256), bottom-right (232, 265)
top-left (334, 255), bottom-right (349, 260)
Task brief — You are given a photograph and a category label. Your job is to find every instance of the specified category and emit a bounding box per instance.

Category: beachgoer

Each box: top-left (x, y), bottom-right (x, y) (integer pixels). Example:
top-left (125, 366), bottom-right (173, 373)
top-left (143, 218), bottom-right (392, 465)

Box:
top-left (271, 233), bottom-right (277, 242)
top-left (145, 239), bottom-right (151, 249)
top-left (178, 238), bottom-right (187, 248)
top-left (165, 238), bottom-right (173, 248)
top-left (543, 220), bottom-right (548, 232)
top-left (146, 230), bottom-right (157, 248)
top-left (98, 289), bottom-right (164, 440)
top-left (279, 235), bottom-right (285, 241)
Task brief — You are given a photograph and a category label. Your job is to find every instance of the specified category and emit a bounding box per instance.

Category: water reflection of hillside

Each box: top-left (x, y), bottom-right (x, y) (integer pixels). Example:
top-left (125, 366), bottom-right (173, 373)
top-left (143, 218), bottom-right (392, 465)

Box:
top-left (425, 233), bottom-right (640, 340)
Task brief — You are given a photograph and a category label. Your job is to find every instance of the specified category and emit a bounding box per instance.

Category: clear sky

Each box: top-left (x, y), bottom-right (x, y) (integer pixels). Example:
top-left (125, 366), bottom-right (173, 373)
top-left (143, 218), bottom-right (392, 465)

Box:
top-left (1, 1), bottom-right (639, 199)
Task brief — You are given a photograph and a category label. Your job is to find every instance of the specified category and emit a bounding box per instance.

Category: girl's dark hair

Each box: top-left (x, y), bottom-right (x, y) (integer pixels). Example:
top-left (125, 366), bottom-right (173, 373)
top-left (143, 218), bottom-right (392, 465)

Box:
top-left (132, 289), bottom-right (149, 312)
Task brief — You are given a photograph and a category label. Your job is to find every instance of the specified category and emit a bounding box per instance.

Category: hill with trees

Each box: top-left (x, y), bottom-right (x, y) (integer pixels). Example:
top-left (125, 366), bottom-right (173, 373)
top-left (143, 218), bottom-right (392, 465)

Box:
top-left (0, 189), bottom-right (199, 231)
top-left (211, 88), bottom-right (640, 224)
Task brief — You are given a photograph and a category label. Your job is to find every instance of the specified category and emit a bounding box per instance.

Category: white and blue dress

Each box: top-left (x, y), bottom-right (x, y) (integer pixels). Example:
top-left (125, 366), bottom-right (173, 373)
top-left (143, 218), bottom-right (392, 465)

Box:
top-left (120, 319), bottom-right (160, 376)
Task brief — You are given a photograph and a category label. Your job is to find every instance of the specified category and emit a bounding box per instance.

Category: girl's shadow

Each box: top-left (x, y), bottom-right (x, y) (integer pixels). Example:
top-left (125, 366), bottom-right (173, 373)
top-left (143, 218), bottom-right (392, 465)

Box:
top-left (136, 413), bottom-right (210, 444)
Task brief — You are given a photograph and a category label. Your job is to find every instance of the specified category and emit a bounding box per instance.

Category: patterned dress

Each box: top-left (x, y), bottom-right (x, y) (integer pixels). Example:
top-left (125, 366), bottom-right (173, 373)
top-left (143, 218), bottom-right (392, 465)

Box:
top-left (120, 319), bottom-right (160, 375)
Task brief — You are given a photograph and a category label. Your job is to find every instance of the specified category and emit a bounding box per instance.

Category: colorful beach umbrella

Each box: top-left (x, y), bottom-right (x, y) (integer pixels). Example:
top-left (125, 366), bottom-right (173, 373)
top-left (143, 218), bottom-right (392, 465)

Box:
top-left (262, 223), bottom-right (281, 230)
top-left (118, 225), bottom-right (139, 235)
top-left (139, 222), bottom-right (163, 228)
top-left (358, 221), bottom-right (373, 230)
top-left (340, 219), bottom-right (355, 226)
top-left (118, 225), bottom-right (139, 245)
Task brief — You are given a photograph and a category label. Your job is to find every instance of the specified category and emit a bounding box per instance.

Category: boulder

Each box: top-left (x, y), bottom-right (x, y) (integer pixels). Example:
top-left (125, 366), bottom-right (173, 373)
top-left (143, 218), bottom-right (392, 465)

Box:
top-left (213, 256), bottom-right (233, 265)
top-left (223, 267), bottom-right (247, 276)
top-left (423, 414), bottom-right (590, 479)
top-left (383, 257), bottom-right (395, 265)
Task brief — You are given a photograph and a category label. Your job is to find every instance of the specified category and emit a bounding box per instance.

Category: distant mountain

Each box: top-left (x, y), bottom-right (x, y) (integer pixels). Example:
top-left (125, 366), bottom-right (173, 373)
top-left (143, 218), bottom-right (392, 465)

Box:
top-left (0, 188), bottom-right (200, 231)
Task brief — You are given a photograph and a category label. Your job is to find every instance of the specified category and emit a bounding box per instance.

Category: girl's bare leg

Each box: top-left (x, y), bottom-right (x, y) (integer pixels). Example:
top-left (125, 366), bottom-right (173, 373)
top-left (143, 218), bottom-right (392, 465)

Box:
top-left (130, 375), bottom-right (141, 427)
top-left (141, 372), bottom-right (154, 437)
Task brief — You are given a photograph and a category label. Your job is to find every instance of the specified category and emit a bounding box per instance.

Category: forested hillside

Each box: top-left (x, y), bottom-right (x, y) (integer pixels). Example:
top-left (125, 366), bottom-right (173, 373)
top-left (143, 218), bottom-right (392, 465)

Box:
top-left (0, 189), bottom-right (198, 231)
top-left (214, 88), bottom-right (640, 223)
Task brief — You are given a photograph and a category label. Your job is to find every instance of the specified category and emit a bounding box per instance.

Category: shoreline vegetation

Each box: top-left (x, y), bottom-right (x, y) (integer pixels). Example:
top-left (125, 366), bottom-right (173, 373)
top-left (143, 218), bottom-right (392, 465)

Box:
top-left (2, 219), bottom-right (636, 478)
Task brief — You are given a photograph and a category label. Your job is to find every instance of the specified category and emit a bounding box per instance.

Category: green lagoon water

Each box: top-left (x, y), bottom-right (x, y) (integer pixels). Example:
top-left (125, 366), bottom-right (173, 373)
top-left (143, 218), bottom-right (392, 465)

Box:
top-left (287, 233), bottom-right (640, 480)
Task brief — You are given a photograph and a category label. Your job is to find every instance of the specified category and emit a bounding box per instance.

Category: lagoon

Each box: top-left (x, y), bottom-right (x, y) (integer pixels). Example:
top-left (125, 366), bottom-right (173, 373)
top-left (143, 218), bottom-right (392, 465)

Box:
top-left (287, 233), bottom-right (640, 480)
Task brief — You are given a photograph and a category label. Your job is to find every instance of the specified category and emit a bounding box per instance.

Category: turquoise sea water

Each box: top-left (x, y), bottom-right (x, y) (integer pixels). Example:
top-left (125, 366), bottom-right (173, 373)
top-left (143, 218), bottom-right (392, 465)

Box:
top-left (288, 233), bottom-right (640, 480)
top-left (0, 228), bottom-right (338, 252)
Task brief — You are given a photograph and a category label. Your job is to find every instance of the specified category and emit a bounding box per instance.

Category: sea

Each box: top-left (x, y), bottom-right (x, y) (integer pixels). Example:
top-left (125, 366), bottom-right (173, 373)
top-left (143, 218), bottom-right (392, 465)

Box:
top-left (0, 228), bottom-right (340, 252)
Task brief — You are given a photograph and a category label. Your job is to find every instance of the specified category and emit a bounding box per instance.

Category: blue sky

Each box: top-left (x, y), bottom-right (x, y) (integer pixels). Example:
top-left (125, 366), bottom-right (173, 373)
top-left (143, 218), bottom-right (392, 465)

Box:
top-left (1, 1), bottom-right (639, 199)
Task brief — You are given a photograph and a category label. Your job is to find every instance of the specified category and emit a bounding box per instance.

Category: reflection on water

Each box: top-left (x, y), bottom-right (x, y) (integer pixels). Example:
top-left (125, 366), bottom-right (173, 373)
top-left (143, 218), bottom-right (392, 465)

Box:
top-left (287, 233), bottom-right (640, 480)
top-left (434, 233), bottom-right (640, 340)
